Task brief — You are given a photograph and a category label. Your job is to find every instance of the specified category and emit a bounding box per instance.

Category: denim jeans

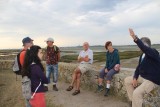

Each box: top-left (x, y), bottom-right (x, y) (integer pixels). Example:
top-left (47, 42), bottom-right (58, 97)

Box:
top-left (46, 64), bottom-right (58, 83)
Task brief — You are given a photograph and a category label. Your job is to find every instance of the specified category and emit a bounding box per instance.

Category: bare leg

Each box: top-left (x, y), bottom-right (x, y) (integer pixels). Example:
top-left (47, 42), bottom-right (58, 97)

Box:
top-left (70, 72), bottom-right (76, 86)
top-left (70, 68), bottom-right (79, 86)
top-left (107, 80), bottom-right (111, 84)
top-left (98, 78), bottom-right (103, 85)
top-left (76, 72), bottom-right (81, 90)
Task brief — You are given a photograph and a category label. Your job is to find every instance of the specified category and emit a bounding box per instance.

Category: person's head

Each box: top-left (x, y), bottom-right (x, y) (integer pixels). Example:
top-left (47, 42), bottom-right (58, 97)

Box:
top-left (105, 41), bottom-right (112, 50)
top-left (140, 37), bottom-right (151, 47)
top-left (45, 37), bottom-right (54, 47)
top-left (22, 45), bottom-right (44, 77)
top-left (22, 37), bottom-right (33, 48)
top-left (83, 42), bottom-right (89, 51)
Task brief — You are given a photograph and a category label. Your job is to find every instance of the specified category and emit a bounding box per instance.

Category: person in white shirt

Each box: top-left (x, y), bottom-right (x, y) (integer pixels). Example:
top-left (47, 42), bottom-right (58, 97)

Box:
top-left (66, 42), bottom-right (93, 95)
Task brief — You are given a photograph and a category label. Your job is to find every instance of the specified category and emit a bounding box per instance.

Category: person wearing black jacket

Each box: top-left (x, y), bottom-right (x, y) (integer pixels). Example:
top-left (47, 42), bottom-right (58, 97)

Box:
top-left (124, 28), bottom-right (160, 107)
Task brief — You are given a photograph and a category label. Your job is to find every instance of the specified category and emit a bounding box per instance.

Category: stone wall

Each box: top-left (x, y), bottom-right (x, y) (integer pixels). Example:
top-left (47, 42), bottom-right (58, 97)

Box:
top-left (0, 60), bottom-right (13, 70)
top-left (1, 61), bottom-right (160, 106)
top-left (58, 63), bottom-right (160, 106)
top-left (58, 62), bottom-right (99, 90)
top-left (0, 55), bottom-right (15, 60)
top-left (57, 63), bottom-right (137, 100)
top-left (143, 87), bottom-right (160, 107)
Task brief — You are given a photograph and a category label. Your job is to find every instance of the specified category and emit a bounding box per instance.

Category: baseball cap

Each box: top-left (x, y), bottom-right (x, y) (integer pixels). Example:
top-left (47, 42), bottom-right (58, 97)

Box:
top-left (22, 37), bottom-right (33, 45)
top-left (45, 37), bottom-right (54, 42)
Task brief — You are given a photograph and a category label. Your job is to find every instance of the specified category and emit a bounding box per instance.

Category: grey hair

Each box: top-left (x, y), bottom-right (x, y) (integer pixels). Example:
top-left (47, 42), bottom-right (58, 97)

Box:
top-left (83, 42), bottom-right (89, 46)
top-left (140, 37), bottom-right (151, 47)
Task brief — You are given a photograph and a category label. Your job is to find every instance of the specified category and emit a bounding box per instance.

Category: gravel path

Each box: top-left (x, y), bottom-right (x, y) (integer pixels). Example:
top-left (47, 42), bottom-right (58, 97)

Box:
top-left (46, 82), bottom-right (129, 107)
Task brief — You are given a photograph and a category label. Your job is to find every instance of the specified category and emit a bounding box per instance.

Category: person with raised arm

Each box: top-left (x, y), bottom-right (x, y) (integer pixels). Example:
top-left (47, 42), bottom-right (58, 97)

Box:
top-left (124, 28), bottom-right (160, 107)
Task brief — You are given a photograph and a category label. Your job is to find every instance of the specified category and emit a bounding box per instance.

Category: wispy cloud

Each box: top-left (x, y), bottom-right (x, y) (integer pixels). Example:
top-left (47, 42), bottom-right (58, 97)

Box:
top-left (0, 0), bottom-right (159, 49)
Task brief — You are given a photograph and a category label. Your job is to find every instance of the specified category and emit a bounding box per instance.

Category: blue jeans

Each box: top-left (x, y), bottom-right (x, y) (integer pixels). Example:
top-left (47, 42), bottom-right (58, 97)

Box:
top-left (46, 64), bottom-right (58, 83)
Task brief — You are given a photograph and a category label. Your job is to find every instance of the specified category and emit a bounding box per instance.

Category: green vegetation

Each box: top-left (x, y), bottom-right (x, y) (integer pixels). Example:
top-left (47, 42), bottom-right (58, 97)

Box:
top-left (60, 54), bottom-right (78, 62)
top-left (60, 51), bottom-right (142, 63)
top-left (119, 51), bottom-right (142, 59)
top-left (93, 52), bottom-right (106, 62)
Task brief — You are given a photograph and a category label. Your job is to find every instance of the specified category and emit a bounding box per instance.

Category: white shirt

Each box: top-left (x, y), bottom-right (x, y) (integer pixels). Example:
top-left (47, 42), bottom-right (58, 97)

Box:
top-left (78, 48), bottom-right (93, 64)
top-left (141, 54), bottom-right (145, 63)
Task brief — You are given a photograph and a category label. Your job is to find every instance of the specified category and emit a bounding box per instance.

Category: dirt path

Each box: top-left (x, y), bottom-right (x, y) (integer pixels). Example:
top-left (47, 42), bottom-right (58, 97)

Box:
top-left (45, 58), bottom-right (139, 107)
top-left (46, 82), bottom-right (129, 107)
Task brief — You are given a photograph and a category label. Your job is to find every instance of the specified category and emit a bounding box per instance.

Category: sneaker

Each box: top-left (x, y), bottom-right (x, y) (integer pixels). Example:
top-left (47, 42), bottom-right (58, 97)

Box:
top-left (104, 88), bottom-right (110, 96)
top-left (53, 85), bottom-right (58, 91)
top-left (72, 90), bottom-right (80, 96)
top-left (44, 86), bottom-right (48, 92)
top-left (95, 85), bottom-right (104, 93)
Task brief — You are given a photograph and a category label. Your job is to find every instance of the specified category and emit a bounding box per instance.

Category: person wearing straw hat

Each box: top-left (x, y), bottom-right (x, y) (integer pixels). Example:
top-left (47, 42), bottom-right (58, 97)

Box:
top-left (43, 37), bottom-right (60, 91)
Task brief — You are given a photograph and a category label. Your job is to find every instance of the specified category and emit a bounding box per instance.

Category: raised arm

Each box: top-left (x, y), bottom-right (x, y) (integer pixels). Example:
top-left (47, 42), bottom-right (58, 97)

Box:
top-left (129, 28), bottom-right (159, 60)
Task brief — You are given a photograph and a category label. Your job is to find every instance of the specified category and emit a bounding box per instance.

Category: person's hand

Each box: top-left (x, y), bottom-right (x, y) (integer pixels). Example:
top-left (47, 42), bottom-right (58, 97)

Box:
top-left (78, 56), bottom-right (81, 60)
top-left (83, 55), bottom-right (89, 62)
top-left (78, 56), bottom-right (83, 62)
top-left (85, 55), bottom-right (88, 58)
top-left (105, 68), bottom-right (108, 73)
top-left (129, 28), bottom-right (137, 40)
top-left (132, 79), bottom-right (138, 88)
top-left (114, 64), bottom-right (120, 71)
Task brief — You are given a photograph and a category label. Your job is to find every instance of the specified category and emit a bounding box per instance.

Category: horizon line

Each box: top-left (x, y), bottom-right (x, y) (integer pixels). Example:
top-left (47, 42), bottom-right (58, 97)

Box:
top-left (0, 44), bottom-right (160, 50)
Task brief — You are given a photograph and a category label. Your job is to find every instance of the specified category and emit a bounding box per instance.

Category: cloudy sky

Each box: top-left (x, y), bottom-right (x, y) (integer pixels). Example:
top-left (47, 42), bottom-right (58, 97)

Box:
top-left (0, 0), bottom-right (160, 49)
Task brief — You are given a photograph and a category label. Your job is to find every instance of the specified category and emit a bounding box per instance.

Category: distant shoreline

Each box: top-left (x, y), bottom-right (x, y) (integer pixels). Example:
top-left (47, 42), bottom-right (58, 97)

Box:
top-left (0, 44), bottom-right (159, 50)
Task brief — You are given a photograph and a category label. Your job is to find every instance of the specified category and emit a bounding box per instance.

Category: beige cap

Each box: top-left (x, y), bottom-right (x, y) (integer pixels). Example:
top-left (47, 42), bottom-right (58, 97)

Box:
top-left (45, 37), bottom-right (54, 42)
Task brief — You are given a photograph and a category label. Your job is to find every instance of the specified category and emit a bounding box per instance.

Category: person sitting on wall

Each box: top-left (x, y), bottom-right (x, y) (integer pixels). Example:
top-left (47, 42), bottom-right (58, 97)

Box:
top-left (66, 42), bottom-right (93, 95)
top-left (124, 28), bottom-right (160, 107)
top-left (96, 41), bottom-right (120, 96)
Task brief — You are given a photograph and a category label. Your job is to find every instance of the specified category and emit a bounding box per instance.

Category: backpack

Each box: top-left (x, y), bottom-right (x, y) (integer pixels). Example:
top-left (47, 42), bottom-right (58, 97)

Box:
top-left (12, 51), bottom-right (23, 75)
top-left (22, 76), bottom-right (41, 100)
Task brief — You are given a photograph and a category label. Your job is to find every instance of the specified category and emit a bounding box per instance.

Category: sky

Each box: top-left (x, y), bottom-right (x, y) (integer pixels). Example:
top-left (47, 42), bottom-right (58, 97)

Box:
top-left (0, 0), bottom-right (160, 49)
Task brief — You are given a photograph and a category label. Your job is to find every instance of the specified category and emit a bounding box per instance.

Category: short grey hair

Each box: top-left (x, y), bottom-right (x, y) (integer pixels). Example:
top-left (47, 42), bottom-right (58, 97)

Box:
top-left (140, 37), bottom-right (151, 47)
top-left (83, 42), bottom-right (89, 46)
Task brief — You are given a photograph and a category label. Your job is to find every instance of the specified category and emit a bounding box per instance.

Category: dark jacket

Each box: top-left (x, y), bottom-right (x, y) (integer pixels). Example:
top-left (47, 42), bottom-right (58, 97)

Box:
top-left (105, 49), bottom-right (120, 70)
top-left (134, 38), bottom-right (160, 85)
top-left (30, 64), bottom-right (48, 93)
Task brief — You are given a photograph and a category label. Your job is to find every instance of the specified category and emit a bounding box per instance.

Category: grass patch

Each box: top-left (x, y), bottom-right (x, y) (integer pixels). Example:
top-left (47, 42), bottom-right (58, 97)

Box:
top-left (0, 70), bottom-right (62, 107)
top-left (60, 55), bottom-right (78, 62)
top-left (119, 51), bottom-right (142, 59)
top-left (0, 70), bottom-right (25, 107)
top-left (60, 51), bottom-right (142, 63)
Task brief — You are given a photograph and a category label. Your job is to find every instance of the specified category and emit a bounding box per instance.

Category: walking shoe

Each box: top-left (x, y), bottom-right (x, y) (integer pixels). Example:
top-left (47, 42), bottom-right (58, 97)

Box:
top-left (95, 85), bottom-right (104, 93)
top-left (66, 86), bottom-right (73, 91)
top-left (129, 101), bottom-right (132, 107)
top-left (44, 86), bottom-right (48, 92)
top-left (104, 88), bottom-right (110, 96)
top-left (72, 90), bottom-right (80, 96)
top-left (53, 85), bottom-right (58, 91)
